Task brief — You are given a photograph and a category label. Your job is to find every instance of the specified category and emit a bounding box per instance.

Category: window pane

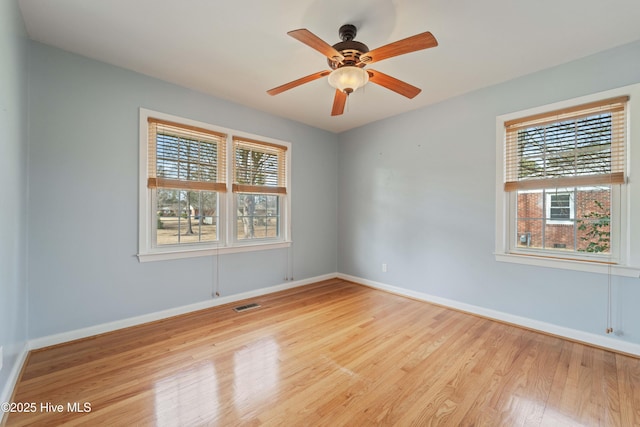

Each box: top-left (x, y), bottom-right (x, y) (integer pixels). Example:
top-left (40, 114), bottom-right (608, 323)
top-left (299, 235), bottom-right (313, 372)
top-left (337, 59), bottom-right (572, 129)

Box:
top-left (516, 219), bottom-right (543, 249)
top-left (517, 190), bottom-right (543, 219)
top-left (576, 187), bottom-right (611, 253)
top-left (157, 134), bottom-right (220, 182)
top-left (516, 190), bottom-right (543, 248)
top-left (518, 128), bottom-right (545, 179)
top-left (516, 186), bottom-right (610, 254)
top-left (156, 190), bottom-right (218, 246)
top-left (237, 194), bottom-right (280, 240)
top-left (198, 192), bottom-right (218, 242)
top-left (516, 113), bottom-right (613, 179)
top-left (157, 189), bottom-right (181, 245)
top-left (235, 148), bottom-right (279, 186)
top-left (544, 223), bottom-right (575, 251)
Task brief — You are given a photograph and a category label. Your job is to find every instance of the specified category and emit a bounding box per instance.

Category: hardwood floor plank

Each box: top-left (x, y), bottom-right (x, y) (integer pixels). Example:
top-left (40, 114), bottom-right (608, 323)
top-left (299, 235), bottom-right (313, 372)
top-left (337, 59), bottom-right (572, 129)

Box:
top-left (616, 353), bottom-right (640, 426)
top-left (4, 279), bottom-right (640, 426)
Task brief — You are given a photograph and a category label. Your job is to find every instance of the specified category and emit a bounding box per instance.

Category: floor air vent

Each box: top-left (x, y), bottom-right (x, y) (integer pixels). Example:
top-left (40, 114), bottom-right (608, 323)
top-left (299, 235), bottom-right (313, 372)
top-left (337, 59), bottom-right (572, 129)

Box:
top-left (233, 303), bottom-right (261, 313)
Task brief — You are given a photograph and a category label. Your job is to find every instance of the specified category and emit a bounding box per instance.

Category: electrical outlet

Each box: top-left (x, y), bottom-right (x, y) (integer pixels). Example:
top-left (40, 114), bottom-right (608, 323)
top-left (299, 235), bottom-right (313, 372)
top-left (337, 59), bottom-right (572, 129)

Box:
top-left (382, 263), bottom-right (387, 273)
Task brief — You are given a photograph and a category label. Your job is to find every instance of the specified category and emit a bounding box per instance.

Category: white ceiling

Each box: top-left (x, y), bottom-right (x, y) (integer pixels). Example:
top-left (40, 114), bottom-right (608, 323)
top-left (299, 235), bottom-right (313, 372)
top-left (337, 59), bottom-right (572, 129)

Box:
top-left (18, 0), bottom-right (640, 133)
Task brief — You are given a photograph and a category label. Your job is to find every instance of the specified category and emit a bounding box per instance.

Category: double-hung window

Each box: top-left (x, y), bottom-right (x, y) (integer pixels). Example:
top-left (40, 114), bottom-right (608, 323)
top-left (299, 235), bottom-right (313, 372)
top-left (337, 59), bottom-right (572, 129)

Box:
top-left (495, 88), bottom-right (640, 276)
top-left (139, 109), bottom-right (291, 261)
top-left (232, 137), bottom-right (287, 242)
top-left (504, 96), bottom-right (627, 257)
top-left (147, 118), bottom-right (227, 246)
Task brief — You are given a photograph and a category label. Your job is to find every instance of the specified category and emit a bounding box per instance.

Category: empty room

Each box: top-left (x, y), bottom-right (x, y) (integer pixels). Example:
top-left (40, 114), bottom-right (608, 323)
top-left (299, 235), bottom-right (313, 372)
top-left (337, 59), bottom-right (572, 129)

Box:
top-left (2, 0), bottom-right (640, 425)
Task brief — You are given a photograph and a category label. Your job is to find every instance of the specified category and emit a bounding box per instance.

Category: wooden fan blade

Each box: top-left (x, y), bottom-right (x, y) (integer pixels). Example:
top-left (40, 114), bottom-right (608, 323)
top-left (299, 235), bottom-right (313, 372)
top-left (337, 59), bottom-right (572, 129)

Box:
top-left (288, 29), bottom-right (345, 62)
top-left (367, 69), bottom-right (421, 99)
top-left (331, 90), bottom-right (347, 116)
top-left (267, 70), bottom-right (331, 96)
top-left (359, 32), bottom-right (437, 64)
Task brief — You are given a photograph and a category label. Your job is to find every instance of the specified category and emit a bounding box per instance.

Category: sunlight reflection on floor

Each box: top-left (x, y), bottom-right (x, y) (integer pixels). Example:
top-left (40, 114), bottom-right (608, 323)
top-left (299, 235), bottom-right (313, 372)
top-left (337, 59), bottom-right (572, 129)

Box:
top-left (233, 337), bottom-right (280, 415)
top-left (154, 362), bottom-right (219, 426)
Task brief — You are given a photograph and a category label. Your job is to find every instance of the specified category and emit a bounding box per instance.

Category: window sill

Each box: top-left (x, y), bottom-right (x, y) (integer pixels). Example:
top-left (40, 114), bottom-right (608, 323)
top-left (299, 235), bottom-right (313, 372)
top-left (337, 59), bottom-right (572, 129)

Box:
top-left (495, 252), bottom-right (640, 278)
top-left (138, 241), bottom-right (292, 262)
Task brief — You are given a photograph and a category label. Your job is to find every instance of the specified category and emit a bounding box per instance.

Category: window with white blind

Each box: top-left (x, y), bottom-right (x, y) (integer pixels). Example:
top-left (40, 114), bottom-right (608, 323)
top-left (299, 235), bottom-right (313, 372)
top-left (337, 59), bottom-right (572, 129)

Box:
top-left (138, 109), bottom-right (291, 262)
top-left (496, 85), bottom-right (640, 277)
top-left (232, 137), bottom-right (287, 241)
top-left (147, 118), bottom-right (227, 246)
top-left (504, 96), bottom-right (627, 192)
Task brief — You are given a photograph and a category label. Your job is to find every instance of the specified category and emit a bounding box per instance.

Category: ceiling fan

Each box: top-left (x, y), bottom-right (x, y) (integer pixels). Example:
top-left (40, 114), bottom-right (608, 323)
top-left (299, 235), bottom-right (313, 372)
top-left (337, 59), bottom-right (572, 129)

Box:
top-left (267, 24), bottom-right (438, 116)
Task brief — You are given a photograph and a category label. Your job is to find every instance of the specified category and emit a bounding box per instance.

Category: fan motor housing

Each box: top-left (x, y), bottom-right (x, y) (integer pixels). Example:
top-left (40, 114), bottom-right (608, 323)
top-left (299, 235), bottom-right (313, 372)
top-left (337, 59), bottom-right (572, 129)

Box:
top-left (328, 41), bottom-right (369, 69)
top-left (328, 24), bottom-right (370, 69)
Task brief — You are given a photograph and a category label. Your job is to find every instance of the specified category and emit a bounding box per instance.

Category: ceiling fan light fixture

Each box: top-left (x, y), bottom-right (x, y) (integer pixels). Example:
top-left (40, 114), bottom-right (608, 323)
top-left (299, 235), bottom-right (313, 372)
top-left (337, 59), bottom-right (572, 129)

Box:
top-left (328, 66), bottom-right (369, 94)
top-left (268, 26), bottom-right (438, 115)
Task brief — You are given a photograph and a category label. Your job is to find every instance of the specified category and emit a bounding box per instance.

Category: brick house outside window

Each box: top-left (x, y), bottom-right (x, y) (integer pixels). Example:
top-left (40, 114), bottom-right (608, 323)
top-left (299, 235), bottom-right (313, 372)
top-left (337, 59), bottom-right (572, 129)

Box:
top-left (516, 187), bottom-right (610, 252)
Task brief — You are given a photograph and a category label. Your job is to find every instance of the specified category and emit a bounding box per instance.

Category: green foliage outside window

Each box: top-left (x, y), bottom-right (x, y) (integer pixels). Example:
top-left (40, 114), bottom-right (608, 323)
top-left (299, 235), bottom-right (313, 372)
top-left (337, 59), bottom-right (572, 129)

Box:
top-left (578, 200), bottom-right (610, 253)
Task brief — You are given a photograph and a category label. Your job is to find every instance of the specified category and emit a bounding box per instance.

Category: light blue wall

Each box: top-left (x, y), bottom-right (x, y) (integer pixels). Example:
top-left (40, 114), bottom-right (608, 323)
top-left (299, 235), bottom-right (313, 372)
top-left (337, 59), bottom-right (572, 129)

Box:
top-left (338, 40), bottom-right (640, 345)
top-left (0, 0), bottom-right (29, 394)
top-left (27, 42), bottom-right (338, 338)
top-left (18, 21), bottom-right (640, 349)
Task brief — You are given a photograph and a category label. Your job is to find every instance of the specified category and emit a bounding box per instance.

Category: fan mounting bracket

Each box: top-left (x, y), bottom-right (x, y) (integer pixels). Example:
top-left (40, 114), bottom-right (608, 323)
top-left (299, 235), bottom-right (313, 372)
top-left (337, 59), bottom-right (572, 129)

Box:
top-left (338, 24), bottom-right (357, 42)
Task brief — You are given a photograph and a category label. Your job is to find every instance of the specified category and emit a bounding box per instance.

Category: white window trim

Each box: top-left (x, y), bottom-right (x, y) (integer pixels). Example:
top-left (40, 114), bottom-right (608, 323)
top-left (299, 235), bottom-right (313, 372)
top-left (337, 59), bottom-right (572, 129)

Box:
top-left (495, 84), bottom-right (640, 278)
top-left (138, 108), bottom-right (292, 262)
top-left (545, 190), bottom-right (575, 225)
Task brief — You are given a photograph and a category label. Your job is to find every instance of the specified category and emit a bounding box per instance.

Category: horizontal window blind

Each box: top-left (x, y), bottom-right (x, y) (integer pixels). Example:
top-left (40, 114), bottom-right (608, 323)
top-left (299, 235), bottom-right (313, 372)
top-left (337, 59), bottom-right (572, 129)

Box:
top-left (504, 96), bottom-right (628, 192)
top-left (233, 137), bottom-right (287, 194)
top-left (148, 118), bottom-right (227, 192)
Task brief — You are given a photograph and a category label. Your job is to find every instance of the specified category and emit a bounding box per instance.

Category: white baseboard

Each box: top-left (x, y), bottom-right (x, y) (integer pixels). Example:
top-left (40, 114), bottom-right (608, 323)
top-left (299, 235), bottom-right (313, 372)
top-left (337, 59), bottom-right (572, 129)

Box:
top-left (23, 271), bottom-right (640, 372)
top-left (28, 273), bottom-right (337, 350)
top-left (338, 273), bottom-right (640, 357)
top-left (0, 342), bottom-right (29, 423)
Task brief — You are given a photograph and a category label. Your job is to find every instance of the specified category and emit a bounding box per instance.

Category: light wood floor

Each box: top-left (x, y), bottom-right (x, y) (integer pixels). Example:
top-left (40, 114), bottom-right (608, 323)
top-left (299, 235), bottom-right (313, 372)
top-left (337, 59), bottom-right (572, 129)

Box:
top-left (4, 279), bottom-right (640, 426)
